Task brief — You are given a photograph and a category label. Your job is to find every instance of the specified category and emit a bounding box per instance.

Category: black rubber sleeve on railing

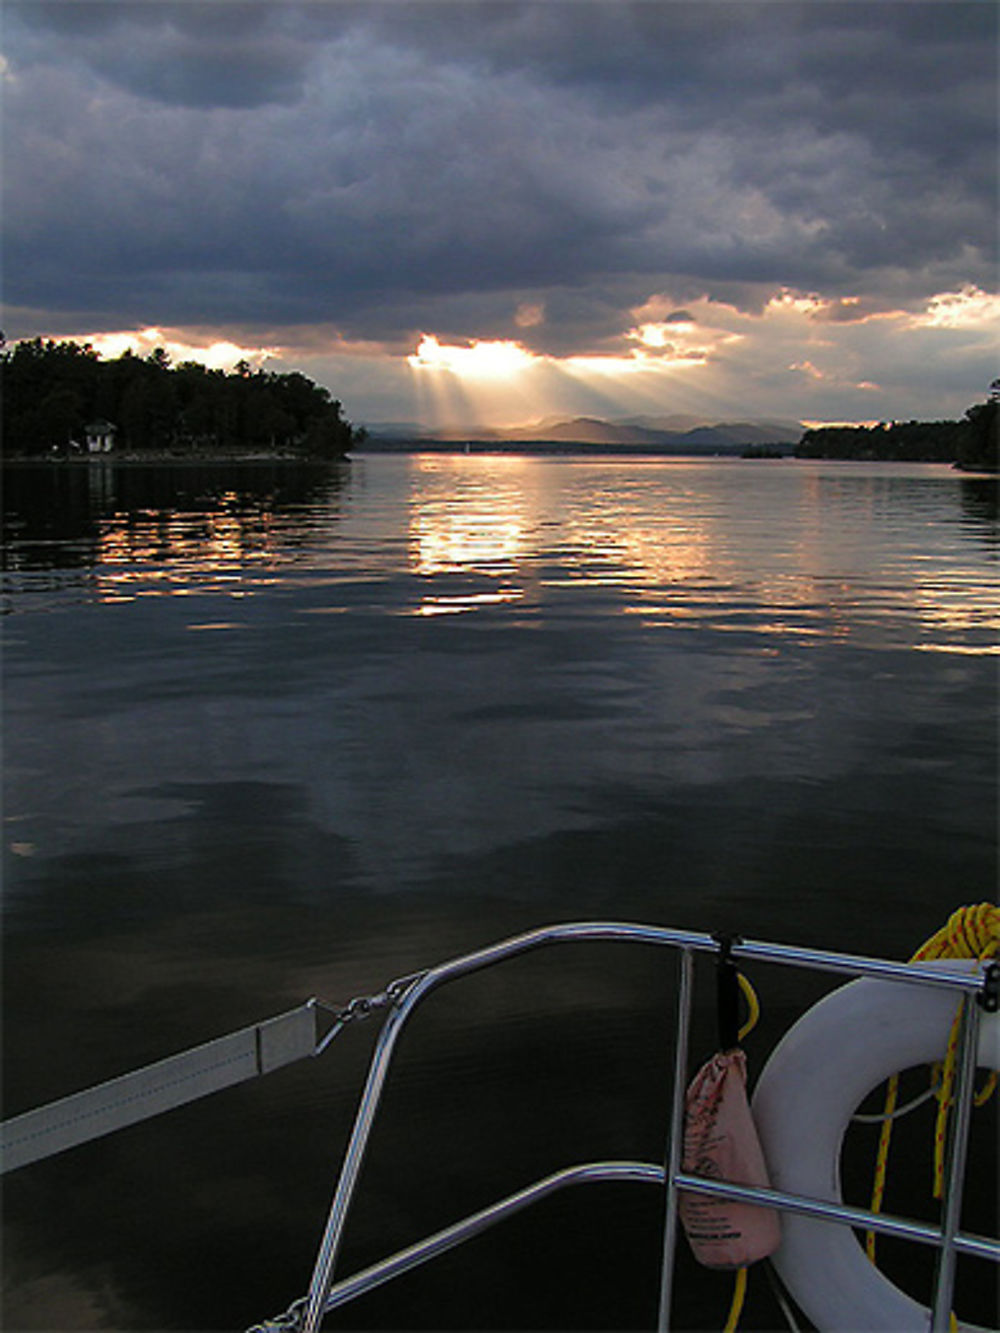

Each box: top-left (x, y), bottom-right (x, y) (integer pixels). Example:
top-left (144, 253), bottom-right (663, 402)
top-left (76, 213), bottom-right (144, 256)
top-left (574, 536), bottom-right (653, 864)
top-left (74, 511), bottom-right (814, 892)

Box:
top-left (713, 930), bottom-right (743, 1051)
top-left (978, 961), bottom-right (999, 1012)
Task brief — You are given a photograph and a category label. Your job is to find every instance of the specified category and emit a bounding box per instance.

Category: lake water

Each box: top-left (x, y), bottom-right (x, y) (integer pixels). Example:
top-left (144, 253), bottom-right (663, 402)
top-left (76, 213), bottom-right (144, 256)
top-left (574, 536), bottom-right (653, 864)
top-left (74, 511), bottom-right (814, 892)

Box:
top-left (2, 455), bottom-right (997, 1331)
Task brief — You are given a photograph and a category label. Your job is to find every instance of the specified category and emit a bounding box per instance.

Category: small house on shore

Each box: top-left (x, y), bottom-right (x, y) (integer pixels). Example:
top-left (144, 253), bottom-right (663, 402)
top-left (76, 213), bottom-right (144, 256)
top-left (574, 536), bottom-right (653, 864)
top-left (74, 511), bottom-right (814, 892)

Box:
top-left (85, 420), bottom-right (117, 454)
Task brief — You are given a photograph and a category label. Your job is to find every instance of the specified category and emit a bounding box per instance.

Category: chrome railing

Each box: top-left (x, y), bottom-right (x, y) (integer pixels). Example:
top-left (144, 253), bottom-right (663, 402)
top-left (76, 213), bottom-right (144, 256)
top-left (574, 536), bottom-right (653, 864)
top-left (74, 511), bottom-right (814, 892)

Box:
top-left (295, 922), bottom-right (998, 1333)
top-left (3, 921), bottom-right (996, 1331)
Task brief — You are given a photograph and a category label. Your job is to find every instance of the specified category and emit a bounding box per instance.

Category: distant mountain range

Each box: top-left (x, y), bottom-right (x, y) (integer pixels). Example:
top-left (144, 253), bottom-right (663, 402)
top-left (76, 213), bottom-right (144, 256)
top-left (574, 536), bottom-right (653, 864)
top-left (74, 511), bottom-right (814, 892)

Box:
top-left (360, 414), bottom-right (805, 453)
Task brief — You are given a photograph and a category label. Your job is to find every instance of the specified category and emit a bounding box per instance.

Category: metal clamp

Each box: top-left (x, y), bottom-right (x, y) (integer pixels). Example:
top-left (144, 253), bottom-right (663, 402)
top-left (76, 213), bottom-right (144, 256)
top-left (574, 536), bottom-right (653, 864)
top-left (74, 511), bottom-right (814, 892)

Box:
top-left (312, 972), bottom-right (427, 1055)
top-left (245, 1294), bottom-right (308, 1333)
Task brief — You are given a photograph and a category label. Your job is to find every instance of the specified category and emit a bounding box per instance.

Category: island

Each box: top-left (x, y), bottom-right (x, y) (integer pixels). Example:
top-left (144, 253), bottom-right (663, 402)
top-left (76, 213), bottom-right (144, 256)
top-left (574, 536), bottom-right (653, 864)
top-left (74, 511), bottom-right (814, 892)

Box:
top-left (1, 337), bottom-right (364, 461)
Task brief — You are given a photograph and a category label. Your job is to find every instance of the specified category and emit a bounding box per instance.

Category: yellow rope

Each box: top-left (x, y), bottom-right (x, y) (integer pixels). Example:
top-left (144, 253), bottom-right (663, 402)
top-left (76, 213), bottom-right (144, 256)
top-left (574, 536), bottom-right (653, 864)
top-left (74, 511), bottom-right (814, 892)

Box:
top-left (719, 973), bottom-right (759, 1331)
top-left (973, 1072), bottom-right (997, 1107)
top-left (737, 972), bottom-right (760, 1043)
top-left (911, 903), bottom-right (999, 1200)
top-left (723, 1266), bottom-right (748, 1333)
top-left (865, 1075), bottom-right (899, 1261)
top-left (866, 903), bottom-right (999, 1262)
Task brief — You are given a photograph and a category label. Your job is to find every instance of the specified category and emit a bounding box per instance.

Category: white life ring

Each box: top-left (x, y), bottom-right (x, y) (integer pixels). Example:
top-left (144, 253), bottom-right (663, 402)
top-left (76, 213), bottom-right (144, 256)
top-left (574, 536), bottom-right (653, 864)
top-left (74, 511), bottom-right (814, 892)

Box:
top-left (752, 963), bottom-right (1000, 1333)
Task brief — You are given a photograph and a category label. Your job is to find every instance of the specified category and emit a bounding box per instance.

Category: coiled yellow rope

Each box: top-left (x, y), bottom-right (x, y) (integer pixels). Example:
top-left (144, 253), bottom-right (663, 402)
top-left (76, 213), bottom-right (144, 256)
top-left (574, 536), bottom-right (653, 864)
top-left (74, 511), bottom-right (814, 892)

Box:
top-left (866, 902), bottom-right (999, 1264)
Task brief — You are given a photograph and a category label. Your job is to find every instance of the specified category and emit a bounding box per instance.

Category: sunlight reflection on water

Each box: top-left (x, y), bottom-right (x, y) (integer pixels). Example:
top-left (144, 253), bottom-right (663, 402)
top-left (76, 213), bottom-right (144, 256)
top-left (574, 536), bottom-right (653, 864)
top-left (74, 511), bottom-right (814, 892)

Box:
top-left (2, 455), bottom-right (997, 1332)
top-left (4, 456), bottom-right (996, 654)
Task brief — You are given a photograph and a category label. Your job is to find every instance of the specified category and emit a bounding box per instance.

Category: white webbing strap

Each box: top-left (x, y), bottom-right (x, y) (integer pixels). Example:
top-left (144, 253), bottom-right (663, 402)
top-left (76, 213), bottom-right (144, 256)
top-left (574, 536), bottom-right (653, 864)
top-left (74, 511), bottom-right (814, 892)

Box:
top-left (1, 1003), bottom-right (318, 1173)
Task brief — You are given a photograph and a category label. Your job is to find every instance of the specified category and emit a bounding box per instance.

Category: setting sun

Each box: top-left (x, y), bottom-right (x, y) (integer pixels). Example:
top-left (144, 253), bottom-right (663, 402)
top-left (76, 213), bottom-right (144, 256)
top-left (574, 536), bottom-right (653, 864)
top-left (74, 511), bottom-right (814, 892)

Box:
top-left (407, 335), bottom-right (535, 379)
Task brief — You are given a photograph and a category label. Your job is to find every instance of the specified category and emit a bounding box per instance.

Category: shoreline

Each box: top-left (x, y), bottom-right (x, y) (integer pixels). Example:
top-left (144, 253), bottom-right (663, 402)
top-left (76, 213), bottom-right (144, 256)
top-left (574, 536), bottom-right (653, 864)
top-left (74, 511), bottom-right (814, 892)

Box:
top-left (2, 451), bottom-right (352, 466)
top-left (2, 450), bottom-right (994, 475)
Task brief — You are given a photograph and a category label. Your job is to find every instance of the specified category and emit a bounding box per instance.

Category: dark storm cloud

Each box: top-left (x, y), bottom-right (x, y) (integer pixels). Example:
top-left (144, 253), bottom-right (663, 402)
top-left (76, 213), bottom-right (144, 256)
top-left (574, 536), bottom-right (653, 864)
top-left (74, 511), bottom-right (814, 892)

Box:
top-left (10, 1), bottom-right (312, 106)
top-left (3, 1), bottom-right (996, 355)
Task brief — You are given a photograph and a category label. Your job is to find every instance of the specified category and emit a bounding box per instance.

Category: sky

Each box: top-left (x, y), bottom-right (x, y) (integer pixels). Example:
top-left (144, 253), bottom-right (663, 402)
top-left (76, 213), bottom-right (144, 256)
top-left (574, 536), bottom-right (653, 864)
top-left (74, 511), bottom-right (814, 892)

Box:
top-left (3, 0), bottom-right (997, 430)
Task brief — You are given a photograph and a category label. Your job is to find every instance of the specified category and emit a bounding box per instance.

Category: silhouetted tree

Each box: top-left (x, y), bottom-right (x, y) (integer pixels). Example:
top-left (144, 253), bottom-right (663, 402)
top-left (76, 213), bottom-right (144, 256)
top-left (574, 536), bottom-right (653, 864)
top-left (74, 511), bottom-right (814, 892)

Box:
top-left (795, 398), bottom-right (997, 470)
top-left (958, 388), bottom-right (998, 472)
top-left (1, 338), bottom-right (360, 459)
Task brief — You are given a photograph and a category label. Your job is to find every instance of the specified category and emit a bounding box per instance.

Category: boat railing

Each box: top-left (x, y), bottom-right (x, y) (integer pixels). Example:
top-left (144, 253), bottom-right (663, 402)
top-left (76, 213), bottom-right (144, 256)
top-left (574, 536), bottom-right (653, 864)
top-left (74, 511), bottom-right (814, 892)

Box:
top-left (2, 921), bottom-right (997, 1332)
top-left (289, 923), bottom-right (998, 1332)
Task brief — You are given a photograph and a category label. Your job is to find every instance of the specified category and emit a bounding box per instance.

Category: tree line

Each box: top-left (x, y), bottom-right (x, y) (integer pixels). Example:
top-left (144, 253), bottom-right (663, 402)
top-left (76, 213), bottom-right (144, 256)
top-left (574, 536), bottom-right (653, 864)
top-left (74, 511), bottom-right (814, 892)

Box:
top-left (1, 337), bottom-right (365, 459)
top-left (794, 385), bottom-right (998, 471)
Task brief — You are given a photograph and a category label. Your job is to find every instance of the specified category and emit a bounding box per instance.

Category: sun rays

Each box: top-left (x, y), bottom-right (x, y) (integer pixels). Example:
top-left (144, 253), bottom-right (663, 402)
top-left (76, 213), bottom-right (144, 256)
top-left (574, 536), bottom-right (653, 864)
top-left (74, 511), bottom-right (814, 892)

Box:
top-left (404, 328), bottom-right (717, 431)
top-left (407, 335), bottom-right (535, 379)
top-left (57, 278), bottom-right (996, 437)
